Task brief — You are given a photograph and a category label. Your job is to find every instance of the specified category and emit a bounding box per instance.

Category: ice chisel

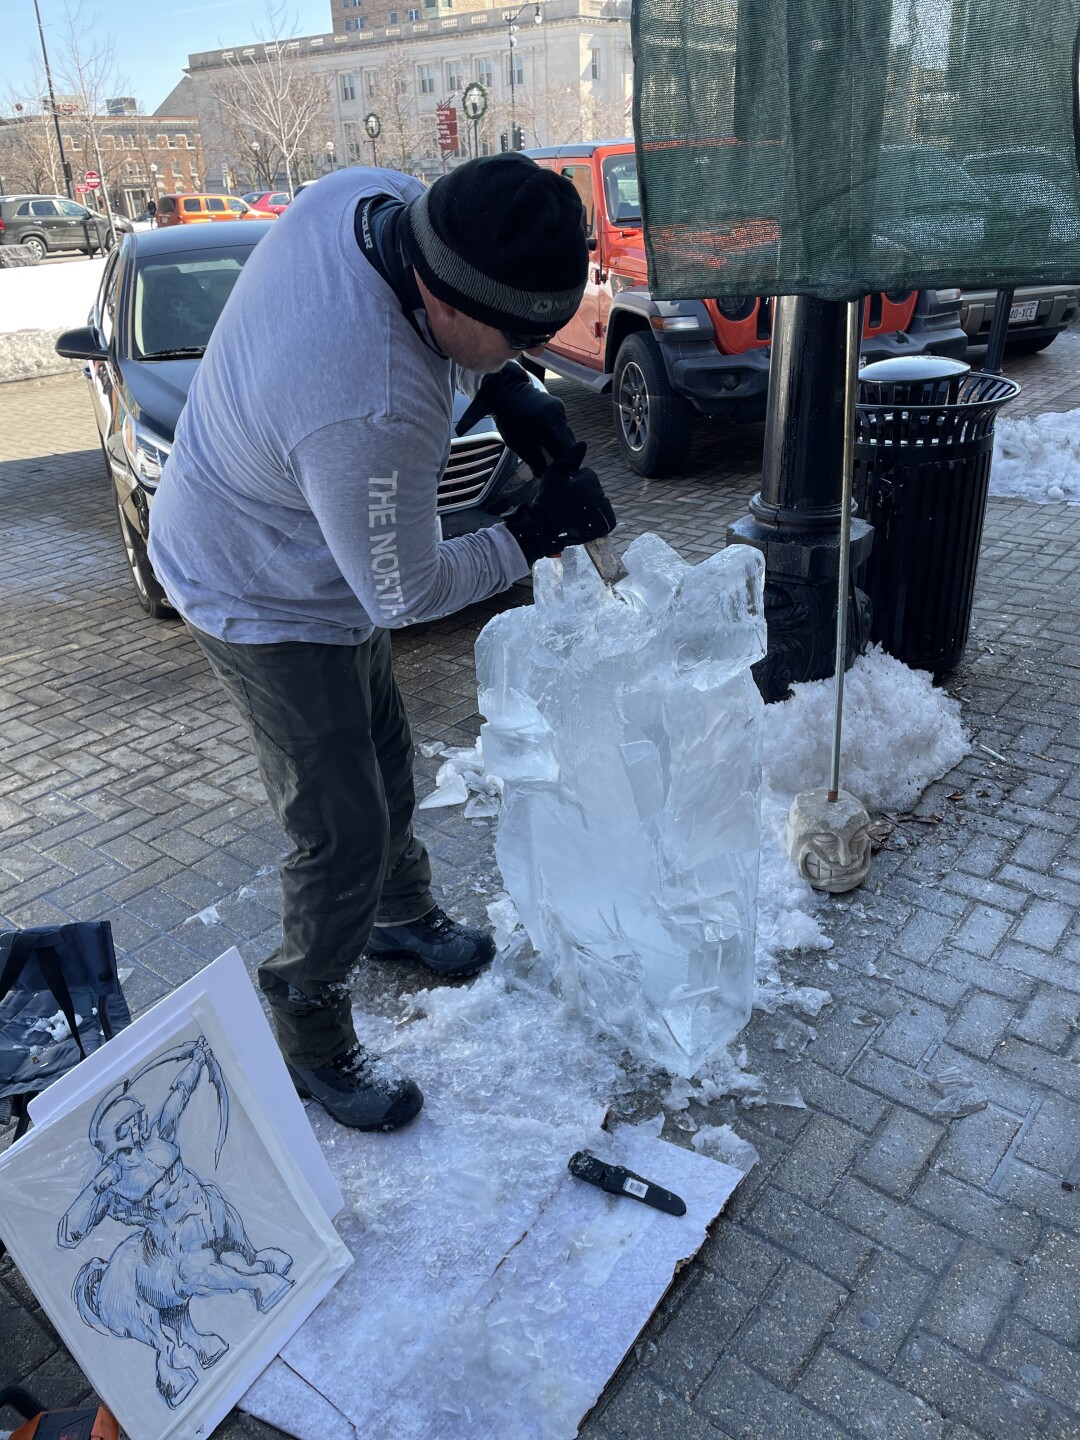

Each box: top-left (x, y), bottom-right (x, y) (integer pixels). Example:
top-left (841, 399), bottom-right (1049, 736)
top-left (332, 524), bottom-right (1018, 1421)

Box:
top-left (583, 535), bottom-right (628, 587)
top-left (569, 1149), bottom-right (687, 1216)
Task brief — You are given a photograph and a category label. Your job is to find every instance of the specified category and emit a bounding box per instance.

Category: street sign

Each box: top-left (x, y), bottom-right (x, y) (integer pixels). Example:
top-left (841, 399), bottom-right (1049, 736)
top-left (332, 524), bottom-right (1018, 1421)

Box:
top-left (74, 183), bottom-right (89, 194)
top-left (436, 103), bottom-right (459, 157)
top-left (363, 113), bottom-right (381, 139)
top-left (83, 170), bottom-right (100, 190)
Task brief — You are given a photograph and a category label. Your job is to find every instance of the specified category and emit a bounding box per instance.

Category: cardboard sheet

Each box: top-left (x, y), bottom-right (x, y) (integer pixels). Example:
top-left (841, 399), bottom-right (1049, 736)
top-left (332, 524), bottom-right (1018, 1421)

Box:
top-left (243, 1123), bottom-right (743, 1439)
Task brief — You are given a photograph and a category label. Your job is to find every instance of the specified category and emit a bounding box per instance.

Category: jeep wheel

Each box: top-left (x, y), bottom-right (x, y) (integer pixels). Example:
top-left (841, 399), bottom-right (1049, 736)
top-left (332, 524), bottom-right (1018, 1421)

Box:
top-left (114, 488), bottom-right (174, 619)
top-left (612, 331), bottom-right (693, 478)
top-left (22, 235), bottom-right (47, 263)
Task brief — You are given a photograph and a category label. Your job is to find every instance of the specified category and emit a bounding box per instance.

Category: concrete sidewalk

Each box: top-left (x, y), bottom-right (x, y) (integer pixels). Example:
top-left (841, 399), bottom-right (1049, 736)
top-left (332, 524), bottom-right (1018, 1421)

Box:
top-left (2, 333), bottom-right (1079, 1440)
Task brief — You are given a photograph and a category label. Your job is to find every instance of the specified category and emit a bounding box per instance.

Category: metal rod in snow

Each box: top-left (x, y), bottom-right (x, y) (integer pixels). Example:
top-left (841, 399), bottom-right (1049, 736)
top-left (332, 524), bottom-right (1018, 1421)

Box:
top-left (829, 296), bottom-right (863, 802)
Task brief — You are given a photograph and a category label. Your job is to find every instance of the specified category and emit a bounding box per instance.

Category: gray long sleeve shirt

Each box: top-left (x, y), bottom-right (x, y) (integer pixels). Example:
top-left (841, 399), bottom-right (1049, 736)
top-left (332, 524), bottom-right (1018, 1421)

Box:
top-left (147, 167), bottom-right (529, 644)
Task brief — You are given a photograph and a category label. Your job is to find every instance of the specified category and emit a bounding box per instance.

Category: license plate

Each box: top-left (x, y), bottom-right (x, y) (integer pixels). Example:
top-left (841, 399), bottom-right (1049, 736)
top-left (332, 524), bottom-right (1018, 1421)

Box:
top-left (1009, 300), bottom-right (1039, 323)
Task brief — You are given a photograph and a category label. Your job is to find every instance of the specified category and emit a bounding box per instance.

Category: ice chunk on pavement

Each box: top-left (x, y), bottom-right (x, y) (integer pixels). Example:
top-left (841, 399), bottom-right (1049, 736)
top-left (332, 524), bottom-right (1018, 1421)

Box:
top-left (476, 534), bottom-right (766, 1077)
top-left (418, 772), bottom-right (469, 809)
top-left (690, 1124), bottom-right (759, 1174)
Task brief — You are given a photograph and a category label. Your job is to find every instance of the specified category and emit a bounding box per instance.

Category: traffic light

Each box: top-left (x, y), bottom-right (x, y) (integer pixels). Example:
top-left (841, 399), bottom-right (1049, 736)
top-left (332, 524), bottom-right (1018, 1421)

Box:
top-left (499, 132), bottom-right (509, 152)
top-left (513, 124), bottom-right (525, 150)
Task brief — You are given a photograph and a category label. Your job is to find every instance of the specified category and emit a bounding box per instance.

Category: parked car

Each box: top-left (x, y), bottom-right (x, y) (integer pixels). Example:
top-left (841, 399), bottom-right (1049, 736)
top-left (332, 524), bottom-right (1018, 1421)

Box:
top-left (154, 193), bottom-right (265, 226)
top-left (524, 140), bottom-right (968, 476)
top-left (241, 190), bottom-right (292, 216)
top-left (0, 194), bottom-right (131, 261)
top-left (959, 147), bottom-right (1080, 353)
top-left (877, 145), bottom-right (1080, 355)
top-left (54, 221), bottom-right (536, 617)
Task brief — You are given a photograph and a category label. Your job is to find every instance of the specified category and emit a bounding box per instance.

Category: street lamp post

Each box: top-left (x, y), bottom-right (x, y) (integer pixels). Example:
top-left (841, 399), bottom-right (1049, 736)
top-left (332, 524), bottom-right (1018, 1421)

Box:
top-left (326, 140), bottom-right (336, 171)
top-left (503, 3), bottom-right (541, 150)
top-left (462, 81), bottom-right (488, 159)
top-left (364, 113), bottom-right (381, 167)
top-left (250, 140), bottom-right (260, 188)
top-left (148, 161), bottom-right (158, 208)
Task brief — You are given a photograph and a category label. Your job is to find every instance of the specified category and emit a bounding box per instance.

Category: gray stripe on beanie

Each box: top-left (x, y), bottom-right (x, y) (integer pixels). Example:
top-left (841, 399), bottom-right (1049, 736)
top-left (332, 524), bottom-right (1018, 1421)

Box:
top-left (409, 186), bottom-right (584, 328)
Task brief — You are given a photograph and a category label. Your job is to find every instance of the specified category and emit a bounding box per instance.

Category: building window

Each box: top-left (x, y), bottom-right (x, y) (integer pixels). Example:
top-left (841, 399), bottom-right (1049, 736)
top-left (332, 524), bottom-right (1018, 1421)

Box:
top-left (125, 162), bottom-right (136, 176)
top-left (508, 51), bottom-right (523, 86)
top-left (388, 10), bottom-right (397, 21)
top-left (476, 57), bottom-right (492, 88)
top-left (340, 72), bottom-right (357, 100)
top-left (591, 48), bottom-right (600, 79)
top-left (365, 69), bottom-right (378, 97)
top-left (418, 64), bottom-right (435, 94)
top-left (407, 7), bottom-right (420, 19)
top-left (343, 17), bottom-right (352, 27)
top-left (343, 120), bottom-right (362, 162)
top-left (446, 60), bottom-right (462, 93)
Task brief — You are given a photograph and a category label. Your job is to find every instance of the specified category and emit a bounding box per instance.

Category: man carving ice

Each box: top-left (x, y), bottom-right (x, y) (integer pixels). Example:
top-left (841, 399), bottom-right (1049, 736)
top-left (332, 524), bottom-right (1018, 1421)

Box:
top-left (148, 154), bottom-right (616, 1131)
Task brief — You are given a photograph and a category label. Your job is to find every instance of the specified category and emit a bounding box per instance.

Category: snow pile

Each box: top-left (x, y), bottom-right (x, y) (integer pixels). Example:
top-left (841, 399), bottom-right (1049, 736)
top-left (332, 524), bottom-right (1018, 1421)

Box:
top-left (754, 645), bottom-right (969, 966)
top-left (0, 257), bottom-right (104, 383)
top-left (992, 407), bottom-right (1080, 504)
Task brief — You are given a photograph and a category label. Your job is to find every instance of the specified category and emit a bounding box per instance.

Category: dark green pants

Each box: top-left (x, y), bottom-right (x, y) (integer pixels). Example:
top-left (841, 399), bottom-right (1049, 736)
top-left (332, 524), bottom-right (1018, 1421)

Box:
top-left (191, 626), bottom-right (433, 1066)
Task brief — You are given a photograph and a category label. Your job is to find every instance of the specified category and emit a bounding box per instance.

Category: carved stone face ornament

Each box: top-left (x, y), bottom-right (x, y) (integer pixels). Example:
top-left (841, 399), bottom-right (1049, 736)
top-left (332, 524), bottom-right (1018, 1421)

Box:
top-left (785, 787), bottom-right (872, 894)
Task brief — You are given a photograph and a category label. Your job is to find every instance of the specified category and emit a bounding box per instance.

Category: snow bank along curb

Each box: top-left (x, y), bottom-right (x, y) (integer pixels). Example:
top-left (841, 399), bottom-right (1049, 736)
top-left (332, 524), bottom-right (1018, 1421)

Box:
top-left (0, 255), bottom-right (105, 384)
top-left (992, 407), bottom-right (1080, 504)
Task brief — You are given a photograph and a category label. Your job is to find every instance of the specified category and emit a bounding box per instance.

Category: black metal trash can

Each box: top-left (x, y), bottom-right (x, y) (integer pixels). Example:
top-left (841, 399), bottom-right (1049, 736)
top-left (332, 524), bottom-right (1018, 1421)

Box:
top-left (852, 355), bottom-right (1021, 677)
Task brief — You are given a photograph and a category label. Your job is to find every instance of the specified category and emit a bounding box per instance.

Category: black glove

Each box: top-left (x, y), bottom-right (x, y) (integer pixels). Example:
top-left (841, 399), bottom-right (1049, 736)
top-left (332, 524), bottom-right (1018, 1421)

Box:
top-left (504, 442), bottom-right (616, 566)
top-left (455, 363), bottom-right (577, 475)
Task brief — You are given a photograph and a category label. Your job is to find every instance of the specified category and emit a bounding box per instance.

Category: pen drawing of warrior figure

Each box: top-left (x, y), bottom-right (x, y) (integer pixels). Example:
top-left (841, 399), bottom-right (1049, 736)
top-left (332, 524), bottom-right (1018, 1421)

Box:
top-left (58, 1035), bottom-right (294, 1408)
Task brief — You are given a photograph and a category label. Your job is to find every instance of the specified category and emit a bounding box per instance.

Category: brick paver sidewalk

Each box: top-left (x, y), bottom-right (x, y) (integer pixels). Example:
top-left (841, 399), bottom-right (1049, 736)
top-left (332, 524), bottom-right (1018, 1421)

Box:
top-left (2, 331), bottom-right (1078, 1439)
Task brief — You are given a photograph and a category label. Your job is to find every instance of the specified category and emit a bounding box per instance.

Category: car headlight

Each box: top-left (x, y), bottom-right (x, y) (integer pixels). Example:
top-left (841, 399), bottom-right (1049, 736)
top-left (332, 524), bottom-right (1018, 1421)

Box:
top-left (121, 413), bottom-right (171, 487)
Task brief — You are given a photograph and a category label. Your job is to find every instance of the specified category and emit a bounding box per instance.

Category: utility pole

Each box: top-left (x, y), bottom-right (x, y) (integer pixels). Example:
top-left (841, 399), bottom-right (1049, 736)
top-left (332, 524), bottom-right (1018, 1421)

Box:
top-left (32, 0), bottom-right (74, 199)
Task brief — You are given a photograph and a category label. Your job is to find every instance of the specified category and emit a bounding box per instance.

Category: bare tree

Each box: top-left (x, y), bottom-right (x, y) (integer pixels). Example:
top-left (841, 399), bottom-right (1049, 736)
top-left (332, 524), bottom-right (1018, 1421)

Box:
top-left (359, 46), bottom-right (432, 175)
top-left (52, 2), bottom-right (129, 239)
top-left (212, 3), bottom-right (331, 196)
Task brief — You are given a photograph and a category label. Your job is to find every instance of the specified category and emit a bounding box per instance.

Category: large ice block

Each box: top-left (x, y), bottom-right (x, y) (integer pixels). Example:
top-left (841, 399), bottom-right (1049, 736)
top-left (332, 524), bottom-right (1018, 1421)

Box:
top-left (476, 533), bottom-right (766, 1077)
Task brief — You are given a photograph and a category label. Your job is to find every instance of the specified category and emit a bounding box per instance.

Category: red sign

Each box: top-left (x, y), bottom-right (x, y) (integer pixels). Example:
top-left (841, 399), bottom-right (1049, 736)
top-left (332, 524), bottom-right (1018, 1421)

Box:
top-left (436, 103), bottom-right (458, 157)
top-left (74, 182), bottom-right (89, 194)
top-left (83, 170), bottom-right (101, 189)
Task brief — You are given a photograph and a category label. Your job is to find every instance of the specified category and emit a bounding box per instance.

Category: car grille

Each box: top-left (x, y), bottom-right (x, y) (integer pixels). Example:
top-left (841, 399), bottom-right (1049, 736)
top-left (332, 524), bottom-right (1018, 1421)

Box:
top-left (437, 433), bottom-right (506, 512)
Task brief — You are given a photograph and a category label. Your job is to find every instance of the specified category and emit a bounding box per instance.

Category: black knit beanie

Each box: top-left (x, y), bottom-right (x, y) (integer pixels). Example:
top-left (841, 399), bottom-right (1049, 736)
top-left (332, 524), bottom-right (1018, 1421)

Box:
top-left (401, 153), bottom-right (588, 336)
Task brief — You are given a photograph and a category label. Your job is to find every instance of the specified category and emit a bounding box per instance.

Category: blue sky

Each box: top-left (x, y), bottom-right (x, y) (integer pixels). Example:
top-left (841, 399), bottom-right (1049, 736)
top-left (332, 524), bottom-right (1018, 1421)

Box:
top-left (1, 0), bottom-right (334, 114)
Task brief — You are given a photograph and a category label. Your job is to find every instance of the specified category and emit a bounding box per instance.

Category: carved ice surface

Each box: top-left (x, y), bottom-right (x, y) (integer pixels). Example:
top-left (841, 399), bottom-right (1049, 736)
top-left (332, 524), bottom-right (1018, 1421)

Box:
top-left (476, 534), bottom-right (767, 1077)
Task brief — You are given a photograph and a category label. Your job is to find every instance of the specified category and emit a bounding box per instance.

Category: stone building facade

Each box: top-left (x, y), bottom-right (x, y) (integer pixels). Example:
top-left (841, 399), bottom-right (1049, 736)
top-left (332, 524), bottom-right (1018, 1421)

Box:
top-left (185, 0), bottom-right (632, 188)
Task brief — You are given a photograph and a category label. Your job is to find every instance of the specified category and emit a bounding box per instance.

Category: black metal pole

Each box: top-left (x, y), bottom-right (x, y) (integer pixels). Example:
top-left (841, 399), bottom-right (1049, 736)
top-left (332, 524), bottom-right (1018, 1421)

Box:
top-left (982, 287), bottom-right (1014, 376)
top-left (728, 297), bottom-right (873, 702)
top-left (32, 0), bottom-right (74, 200)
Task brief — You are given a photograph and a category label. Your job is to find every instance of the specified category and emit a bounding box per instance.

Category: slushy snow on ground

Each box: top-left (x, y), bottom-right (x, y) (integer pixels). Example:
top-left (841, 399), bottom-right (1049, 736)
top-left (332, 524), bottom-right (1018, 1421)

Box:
top-left (0, 257), bottom-right (104, 383)
top-left (992, 408), bottom-right (1080, 503)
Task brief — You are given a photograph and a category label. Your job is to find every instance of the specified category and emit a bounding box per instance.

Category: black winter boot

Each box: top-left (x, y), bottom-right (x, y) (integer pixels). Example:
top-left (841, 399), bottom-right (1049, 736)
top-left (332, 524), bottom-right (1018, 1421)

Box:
top-left (286, 1044), bottom-right (423, 1131)
top-left (365, 905), bottom-right (495, 979)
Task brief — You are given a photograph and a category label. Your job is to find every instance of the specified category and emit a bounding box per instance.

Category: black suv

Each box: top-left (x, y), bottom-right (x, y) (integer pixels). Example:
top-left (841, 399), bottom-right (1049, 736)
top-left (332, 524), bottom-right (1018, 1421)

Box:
top-left (0, 194), bottom-right (131, 261)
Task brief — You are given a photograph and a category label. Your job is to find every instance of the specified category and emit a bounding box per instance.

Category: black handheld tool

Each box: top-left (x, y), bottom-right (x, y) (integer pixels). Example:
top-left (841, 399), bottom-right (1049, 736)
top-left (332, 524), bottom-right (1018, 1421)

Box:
top-left (569, 1149), bottom-right (687, 1216)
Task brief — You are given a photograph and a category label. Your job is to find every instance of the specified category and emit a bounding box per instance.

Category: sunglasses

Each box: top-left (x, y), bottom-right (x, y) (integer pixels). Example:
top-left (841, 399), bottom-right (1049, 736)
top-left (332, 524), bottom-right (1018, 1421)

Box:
top-left (501, 327), bottom-right (558, 352)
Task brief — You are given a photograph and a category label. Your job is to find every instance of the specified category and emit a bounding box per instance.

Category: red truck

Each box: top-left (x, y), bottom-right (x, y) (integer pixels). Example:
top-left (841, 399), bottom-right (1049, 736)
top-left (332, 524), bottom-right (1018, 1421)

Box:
top-left (526, 140), bottom-right (969, 477)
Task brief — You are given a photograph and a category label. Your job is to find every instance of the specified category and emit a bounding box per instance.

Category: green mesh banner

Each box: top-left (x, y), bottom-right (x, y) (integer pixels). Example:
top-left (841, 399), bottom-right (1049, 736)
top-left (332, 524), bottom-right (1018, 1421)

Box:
top-left (632, 0), bottom-right (1080, 300)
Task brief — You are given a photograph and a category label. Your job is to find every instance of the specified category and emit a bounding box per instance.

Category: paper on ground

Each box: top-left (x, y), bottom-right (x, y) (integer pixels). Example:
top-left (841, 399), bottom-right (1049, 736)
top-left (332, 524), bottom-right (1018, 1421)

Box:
top-left (243, 1124), bottom-right (744, 1440)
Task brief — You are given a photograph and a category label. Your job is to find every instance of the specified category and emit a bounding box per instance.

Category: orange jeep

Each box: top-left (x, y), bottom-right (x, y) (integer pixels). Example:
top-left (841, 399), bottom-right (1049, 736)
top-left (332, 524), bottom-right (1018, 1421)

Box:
top-left (527, 140), bottom-right (969, 477)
